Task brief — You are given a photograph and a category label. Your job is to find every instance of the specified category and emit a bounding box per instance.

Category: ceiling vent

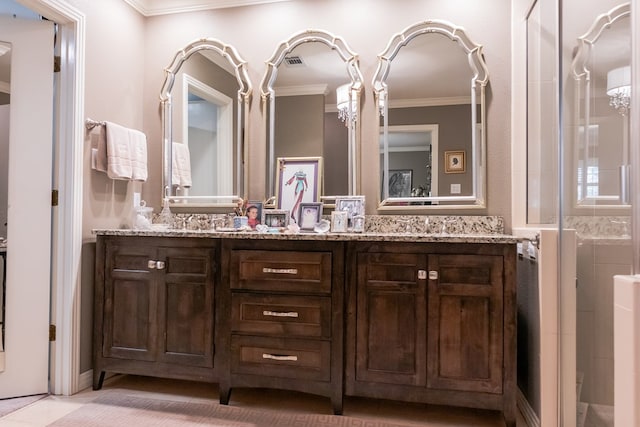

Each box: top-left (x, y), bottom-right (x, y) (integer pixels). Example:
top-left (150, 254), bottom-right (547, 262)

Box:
top-left (284, 55), bottom-right (305, 67)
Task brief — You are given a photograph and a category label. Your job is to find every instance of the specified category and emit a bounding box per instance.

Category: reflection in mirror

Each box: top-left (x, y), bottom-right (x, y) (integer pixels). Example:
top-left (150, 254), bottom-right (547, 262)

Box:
top-left (374, 20), bottom-right (488, 209)
top-left (380, 125), bottom-right (439, 199)
top-left (261, 30), bottom-right (363, 205)
top-left (571, 3), bottom-right (630, 208)
top-left (160, 38), bottom-right (251, 206)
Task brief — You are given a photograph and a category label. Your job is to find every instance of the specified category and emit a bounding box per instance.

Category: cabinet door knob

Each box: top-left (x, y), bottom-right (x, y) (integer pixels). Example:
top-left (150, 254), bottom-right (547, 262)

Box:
top-left (156, 261), bottom-right (165, 270)
top-left (418, 270), bottom-right (427, 280)
top-left (148, 260), bottom-right (157, 269)
top-left (429, 270), bottom-right (438, 280)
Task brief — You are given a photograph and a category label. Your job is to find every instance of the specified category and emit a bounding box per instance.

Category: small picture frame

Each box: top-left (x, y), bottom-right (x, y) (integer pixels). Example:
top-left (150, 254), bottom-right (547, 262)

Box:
top-left (331, 211), bottom-right (348, 233)
top-left (352, 215), bottom-right (365, 233)
top-left (298, 202), bottom-right (323, 230)
top-left (263, 209), bottom-right (290, 228)
top-left (246, 201), bottom-right (263, 229)
top-left (444, 150), bottom-right (465, 173)
top-left (335, 196), bottom-right (365, 229)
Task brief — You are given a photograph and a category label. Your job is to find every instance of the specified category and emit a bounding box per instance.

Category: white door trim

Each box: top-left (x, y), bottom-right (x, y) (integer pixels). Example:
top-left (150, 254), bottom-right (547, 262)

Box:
top-left (18, 0), bottom-right (85, 396)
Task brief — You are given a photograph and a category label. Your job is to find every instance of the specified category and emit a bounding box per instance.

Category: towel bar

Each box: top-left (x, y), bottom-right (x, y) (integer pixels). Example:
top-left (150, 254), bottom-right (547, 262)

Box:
top-left (85, 118), bottom-right (106, 131)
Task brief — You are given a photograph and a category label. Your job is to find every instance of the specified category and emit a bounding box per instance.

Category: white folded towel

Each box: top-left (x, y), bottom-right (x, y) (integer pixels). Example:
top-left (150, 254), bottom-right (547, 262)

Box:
top-left (105, 121), bottom-right (133, 180)
top-left (96, 122), bottom-right (148, 182)
top-left (129, 129), bottom-right (148, 182)
top-left (172, 142), bottom-right (192, 188)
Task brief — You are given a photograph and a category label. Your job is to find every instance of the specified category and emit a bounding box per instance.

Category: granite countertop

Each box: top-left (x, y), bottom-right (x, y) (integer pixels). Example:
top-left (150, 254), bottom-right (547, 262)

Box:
top-left (92, 228), bottom-right (519, 244)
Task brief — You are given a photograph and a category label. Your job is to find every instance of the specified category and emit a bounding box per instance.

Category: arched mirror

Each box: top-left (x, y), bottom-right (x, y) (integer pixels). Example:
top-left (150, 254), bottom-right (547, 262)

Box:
top-left (374, 20), bottom-right (488, 209)
top-left (261, 30), bottom-right (363, 211)
top-left (160, 38), bottom-right (251, 207)
top-left (571, 3), bottom-right (630, 209)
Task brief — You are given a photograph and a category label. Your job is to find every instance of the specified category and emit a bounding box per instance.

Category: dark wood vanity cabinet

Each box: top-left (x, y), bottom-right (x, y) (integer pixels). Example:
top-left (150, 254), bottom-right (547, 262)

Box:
top-left (93, 233), bottom-right (516, 425)
top-left (218, 239), bottom-right (345, 415)
top-left (345, 241), bottom-right (517, 427)
top-left (93, 235), bottom-right (219, 389)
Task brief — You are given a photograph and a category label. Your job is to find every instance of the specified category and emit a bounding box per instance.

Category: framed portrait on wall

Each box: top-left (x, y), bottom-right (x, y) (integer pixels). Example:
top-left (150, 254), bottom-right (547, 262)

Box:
top-left (444, 150), bottom-right (465, 173)
top-left (275, 157), bottom-right (323, 224)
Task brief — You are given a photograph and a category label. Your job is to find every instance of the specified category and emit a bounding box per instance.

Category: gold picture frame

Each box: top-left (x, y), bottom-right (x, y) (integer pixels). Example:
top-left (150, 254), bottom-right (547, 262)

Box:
top-left (444, 150), bottom-right (465, 173)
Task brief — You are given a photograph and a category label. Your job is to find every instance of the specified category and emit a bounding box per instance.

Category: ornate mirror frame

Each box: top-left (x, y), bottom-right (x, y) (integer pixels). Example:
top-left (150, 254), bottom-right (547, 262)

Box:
top-left (373, 20), bottom-right (489, 210)
top-left (260, 29), bottom-right (364, 205)
top-left (160, 38), bottom-right (252, 207)
top-left (570, 3), bottom-right (630, 210)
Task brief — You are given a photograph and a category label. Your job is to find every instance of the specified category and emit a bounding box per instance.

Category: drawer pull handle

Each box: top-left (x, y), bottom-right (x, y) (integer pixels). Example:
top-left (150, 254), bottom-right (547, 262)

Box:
top-left (262, 353), bottom-right (298, 362)
top-left (262, 267), bottom-right (298, 275)
top-left (262, 310), bottom-right (299, 318)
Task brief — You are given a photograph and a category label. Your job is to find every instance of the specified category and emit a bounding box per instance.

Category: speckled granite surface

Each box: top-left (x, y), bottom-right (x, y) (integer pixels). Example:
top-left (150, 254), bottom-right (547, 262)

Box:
top-left (94, 214), bottom-right (517, 244)
top-left (564, 216), bottom-right (631, 238)
top-left (564, 215), bottom-right (632, 245)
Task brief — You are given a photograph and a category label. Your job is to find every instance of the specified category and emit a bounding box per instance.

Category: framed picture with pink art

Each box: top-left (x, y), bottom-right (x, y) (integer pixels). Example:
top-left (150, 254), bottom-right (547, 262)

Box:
top-left (275, 157), bottom-right (323, 224)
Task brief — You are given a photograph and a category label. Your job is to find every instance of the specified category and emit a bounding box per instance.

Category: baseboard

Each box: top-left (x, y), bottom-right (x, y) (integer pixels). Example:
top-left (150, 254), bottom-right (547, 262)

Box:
top-left (78, 370), bottom-right (93, 392)
top-left (517, 387), bottom-right (540, 427)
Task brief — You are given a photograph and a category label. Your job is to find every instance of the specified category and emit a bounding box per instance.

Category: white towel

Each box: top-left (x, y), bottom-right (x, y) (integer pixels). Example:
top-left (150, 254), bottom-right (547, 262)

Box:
top-left (172, 142), bottom-right (192, 188)
top-left (105, 121), bottom-right (133, 180)
top-left (129, 129), bottom-right (148, 182)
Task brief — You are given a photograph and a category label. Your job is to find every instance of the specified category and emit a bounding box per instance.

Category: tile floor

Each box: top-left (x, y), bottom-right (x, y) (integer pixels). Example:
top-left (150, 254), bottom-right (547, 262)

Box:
top-left (0, 375), bottom-right (528, 426)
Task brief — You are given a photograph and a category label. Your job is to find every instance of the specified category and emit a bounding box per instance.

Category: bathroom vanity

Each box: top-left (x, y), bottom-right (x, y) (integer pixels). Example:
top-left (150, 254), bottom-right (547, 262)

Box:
top-left (93, 226), bottom-right (517, 426)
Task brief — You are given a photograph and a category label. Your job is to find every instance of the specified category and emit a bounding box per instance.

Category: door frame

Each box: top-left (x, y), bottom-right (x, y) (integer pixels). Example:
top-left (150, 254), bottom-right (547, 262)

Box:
top-left (18, 0), bottom-right (85, 396)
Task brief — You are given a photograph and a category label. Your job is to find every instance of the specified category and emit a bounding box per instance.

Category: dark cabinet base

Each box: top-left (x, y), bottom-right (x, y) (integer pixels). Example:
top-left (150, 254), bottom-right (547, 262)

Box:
top-left (94, 235), bottom-right (516, 425)
top-left (93, 236), bottom-right (219, 389)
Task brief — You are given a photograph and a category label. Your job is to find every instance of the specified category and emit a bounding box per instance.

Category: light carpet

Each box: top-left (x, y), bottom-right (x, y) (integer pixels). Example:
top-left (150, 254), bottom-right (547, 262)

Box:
top-left (0, 394), bottom-right (47, 418)
top-left (48, 392), bottom-right (417, 427)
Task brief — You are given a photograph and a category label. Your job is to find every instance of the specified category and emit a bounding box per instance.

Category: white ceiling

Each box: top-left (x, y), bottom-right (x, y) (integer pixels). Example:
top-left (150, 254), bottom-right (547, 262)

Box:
top-left (123, 0), bottom-right (294, 16)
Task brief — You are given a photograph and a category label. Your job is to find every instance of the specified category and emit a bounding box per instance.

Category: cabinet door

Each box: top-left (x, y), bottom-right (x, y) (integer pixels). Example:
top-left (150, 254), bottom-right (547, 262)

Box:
top-left (102, 242), bottom-right (158, 361)
top-left (355, 252), bottom-right (427, 386)
top-left (427, 254), bottom-right (503, 393)
top-left (157, 246), bottom-right (215, 368)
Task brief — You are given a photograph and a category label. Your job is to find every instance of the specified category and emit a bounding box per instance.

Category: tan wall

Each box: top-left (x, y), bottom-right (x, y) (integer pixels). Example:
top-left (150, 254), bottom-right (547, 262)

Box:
top-left (67, 0), bottom-right (146, 373)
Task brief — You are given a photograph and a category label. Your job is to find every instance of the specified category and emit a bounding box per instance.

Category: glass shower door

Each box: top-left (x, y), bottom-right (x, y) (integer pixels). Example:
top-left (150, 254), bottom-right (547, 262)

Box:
top-left (562, 2), bottom-right (633, 426)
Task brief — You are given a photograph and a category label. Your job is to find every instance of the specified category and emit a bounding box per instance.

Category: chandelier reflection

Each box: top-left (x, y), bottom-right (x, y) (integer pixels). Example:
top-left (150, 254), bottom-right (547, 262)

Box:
top-left (336, 83), bottom-right (356, 122)
top-left (607, 65), bottom-right (631, 115)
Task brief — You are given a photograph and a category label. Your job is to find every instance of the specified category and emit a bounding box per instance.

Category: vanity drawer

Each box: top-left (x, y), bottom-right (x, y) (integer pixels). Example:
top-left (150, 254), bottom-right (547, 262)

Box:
top-left (231, 335), bottom-right (330, 382)
top-left (231, 294), bottom-right (331, 338)
top-left (230, 250), bottom-right (332, 294)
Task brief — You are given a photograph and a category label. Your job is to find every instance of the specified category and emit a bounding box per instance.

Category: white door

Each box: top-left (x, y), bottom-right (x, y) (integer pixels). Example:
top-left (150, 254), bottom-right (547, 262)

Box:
top-left (0, 15), bottom-right (54, 398)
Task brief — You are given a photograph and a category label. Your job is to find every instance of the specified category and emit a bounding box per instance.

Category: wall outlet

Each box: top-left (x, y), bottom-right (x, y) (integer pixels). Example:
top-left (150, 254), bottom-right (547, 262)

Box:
top-left (450, 183), bottom-right (461, 194)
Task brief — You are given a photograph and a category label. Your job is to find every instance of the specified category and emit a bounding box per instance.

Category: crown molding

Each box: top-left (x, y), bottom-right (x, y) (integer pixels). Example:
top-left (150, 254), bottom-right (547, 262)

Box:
top-left (123, 0), bottom-right (294, 16)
